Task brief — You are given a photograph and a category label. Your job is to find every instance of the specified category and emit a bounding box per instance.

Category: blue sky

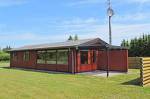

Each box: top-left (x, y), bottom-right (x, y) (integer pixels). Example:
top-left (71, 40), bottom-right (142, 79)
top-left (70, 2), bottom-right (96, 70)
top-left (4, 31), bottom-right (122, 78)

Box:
top-left (0, 0), bottom-right (150, 48)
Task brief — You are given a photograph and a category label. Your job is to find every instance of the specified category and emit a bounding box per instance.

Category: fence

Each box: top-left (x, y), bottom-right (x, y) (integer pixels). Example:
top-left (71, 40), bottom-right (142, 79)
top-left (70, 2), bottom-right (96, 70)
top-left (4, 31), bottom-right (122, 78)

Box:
top-left (128, 57), bottom-right (150, 87)
top-left (141, 57), bottom-right (150, 87)
top-left (128, 57), bottom-right (142, 69)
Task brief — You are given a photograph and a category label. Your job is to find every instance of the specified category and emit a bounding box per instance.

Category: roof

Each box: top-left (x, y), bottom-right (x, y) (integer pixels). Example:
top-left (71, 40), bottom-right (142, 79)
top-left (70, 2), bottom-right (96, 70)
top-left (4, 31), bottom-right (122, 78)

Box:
top-left (10, 38), bottom-right (127, 51)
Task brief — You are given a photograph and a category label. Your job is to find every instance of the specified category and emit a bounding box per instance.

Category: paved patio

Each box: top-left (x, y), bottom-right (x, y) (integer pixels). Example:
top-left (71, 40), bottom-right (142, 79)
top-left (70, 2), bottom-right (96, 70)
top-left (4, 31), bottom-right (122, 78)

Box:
top-left (78, 70), bottom-right (127, 77)
top-left (9, 67), bottom-right (127, 77)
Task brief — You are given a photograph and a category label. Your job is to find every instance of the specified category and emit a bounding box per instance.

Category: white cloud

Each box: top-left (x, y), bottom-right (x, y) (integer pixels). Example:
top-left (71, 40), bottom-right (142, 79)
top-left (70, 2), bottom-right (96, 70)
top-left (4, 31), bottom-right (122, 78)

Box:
top-left (68, 0), bottom-right (103, 6)
top-left (113, 12), bottom-right (150, 23)
top-left (0, 32), bottom-right (70, 48)
top-left (68, 0), bottom-right (150, 6)
top-left (54, 18), bottom-right (99, 30)
top-left (0, 17), bottom-right (150, 48)
top-left (29, 18), bottom-right (150, 46)
top-left (128, 0), bottom-right (150, 3)
top-left (62, 17), bottom-right (98, 25)
top-left (47, 18), bottom-right (150, 45)
top-left (74, 23), bottom-right (150, 45)
top-left (0, 32), bottom-right (67, 41)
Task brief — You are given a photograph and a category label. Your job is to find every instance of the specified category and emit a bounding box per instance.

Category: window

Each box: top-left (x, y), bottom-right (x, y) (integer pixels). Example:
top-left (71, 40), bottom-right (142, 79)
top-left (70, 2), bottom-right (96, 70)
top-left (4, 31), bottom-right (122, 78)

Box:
top-left (23, 51), bottom-right (30, 61)
top-left (93, 51), bottom-right (97, 63)
top-left (36, 49), bottom-right (68, 65)
top-left (12, 52), bottom-right (18, 61)
top-left (57, 50), bottom-right (68, 64)
top-left (37, 51), bottom-right (46, 64)
top-left (80, 51), bottom-right (88, 64)
top-left (46, 50), bottom-right (56, 64)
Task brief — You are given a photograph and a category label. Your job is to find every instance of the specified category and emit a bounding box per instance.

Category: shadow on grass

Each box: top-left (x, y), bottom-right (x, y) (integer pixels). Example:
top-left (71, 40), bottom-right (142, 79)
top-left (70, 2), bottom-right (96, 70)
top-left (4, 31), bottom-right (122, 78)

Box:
top-left (122, 78), bottom-right (141, 86)
top-left (1, 67), bottom-right (71, 75)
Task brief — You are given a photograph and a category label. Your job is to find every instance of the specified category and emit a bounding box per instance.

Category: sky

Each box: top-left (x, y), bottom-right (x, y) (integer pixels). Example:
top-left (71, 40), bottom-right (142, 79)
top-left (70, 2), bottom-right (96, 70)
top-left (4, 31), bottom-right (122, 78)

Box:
top-left (0, 0), bottom-right (150, 48)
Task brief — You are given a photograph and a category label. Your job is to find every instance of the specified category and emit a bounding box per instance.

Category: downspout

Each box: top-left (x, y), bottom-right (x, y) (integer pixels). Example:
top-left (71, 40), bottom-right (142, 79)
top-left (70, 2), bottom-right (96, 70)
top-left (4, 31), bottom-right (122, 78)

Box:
top-left (71, 49), bottom-right (75, 74)
top-left (68, 48), bottom-right (71, 73)
top-left (106, 46), bottom-right (110, 78)
top-left (75, 46), bottom-right (78, 73)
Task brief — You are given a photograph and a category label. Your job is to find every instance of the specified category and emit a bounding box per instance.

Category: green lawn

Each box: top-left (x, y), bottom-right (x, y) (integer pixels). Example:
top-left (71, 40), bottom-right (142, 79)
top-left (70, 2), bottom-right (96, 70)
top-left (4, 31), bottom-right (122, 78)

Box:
top-left (0, 62), bottom-right (150, 99)
top-left (0, 61), bottom-right (10, 67)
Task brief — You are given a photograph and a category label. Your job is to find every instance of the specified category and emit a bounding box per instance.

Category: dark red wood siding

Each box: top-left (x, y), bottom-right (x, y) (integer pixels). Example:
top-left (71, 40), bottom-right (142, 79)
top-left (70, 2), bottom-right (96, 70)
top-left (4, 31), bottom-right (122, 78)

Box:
top-left (10, 49), bottom-right (128, 73)
top-left (10, 50), bottom-right (71, 72)
top-left (97, 50), bottom-right (128, 72)
top-left (10, 51), bottom-right (37, 69)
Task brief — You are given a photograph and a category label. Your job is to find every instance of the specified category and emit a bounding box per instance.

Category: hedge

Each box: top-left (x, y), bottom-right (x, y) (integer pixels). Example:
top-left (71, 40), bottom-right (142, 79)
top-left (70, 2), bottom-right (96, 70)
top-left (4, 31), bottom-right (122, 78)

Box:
top-left (0, 52), bottom-right (10, 61)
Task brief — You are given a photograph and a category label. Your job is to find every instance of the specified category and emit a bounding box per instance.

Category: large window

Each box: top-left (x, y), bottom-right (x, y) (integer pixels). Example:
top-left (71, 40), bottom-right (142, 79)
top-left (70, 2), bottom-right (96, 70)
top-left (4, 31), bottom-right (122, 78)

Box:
top-left (57, 50), bottom-right (68, 64)
top-left (80, 51), bottom-right (88, 64)
top-left (46, 50), bottom-right (56, 64)
top-left (23, 51), bottom-right (30, 61)
top-left (12, 52), bottom-right (18, 61)
top-left (36, 49), bottom-right (68, 65)
top-left (37, 51), bottom-right (46, 64)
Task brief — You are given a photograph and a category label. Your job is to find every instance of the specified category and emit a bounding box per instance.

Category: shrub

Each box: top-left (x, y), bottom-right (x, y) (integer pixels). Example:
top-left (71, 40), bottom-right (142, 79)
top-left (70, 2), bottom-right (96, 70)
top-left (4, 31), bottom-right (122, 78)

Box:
top-left (0, 52), bottom-right (10, 61)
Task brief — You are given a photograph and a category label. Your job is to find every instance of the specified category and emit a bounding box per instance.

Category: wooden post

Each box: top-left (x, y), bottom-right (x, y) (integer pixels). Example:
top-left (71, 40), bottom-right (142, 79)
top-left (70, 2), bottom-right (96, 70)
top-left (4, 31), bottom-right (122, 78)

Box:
top-left (140, 58), bottom-right (143, 86)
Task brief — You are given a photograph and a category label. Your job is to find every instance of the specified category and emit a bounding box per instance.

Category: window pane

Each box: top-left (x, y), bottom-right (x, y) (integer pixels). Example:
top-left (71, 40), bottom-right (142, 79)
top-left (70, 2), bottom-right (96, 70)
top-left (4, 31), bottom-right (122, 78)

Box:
top-left (37, 51), bottom-right (46, 64)
top-left (23, 51), bottom-right (30, 61)
top-left (57, 50), bottom-right (68, 64)
top-left (46, 50), bottom-right (56, 64)
top-left (81, 51), bottom-right (88, 64)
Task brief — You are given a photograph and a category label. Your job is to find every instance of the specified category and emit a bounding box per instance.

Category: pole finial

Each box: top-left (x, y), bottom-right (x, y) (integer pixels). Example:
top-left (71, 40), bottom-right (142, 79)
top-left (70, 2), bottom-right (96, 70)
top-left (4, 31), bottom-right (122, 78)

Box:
top-left (107, 0), bottom-right (114, 45)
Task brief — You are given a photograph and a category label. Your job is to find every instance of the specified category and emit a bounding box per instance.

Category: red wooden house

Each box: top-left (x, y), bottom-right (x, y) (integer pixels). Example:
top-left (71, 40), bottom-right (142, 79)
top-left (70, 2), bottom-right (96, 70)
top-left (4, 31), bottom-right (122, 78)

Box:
top-left (10, 38), bottom-right (128, 73)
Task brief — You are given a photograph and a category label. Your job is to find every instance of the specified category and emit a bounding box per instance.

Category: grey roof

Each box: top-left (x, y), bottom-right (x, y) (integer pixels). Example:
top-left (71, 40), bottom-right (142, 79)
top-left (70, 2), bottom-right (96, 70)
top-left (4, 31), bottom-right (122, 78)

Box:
top-left (10, 38), bottom-right (127, 51)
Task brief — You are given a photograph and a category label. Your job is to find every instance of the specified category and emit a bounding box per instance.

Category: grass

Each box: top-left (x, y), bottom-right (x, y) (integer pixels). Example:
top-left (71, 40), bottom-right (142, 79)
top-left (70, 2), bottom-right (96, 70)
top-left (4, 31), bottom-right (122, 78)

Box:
top-left (0, 61), bottom-right (9, 67)
top-left (0, 61), bottom-right (150, 99)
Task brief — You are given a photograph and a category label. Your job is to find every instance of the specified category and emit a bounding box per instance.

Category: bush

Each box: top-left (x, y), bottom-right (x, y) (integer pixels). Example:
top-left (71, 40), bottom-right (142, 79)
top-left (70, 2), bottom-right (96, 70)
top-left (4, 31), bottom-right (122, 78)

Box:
top-left (0, 52), bottom-right (10, 61)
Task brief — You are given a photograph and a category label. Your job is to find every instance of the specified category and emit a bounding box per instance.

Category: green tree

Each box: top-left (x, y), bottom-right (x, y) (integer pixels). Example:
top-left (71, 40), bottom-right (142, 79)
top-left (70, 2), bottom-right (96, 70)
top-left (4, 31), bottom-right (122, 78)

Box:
top-left (121, 39), bottom-right (129, 47)
top-left (121, 34), bottom-right (150, 57)
top-left (74, 34), bottom-right (78, 41)
top-left (3, 46), bottom-right (12, 52)
top-left (121, 39), bottom-right (126, 47)
top-left (68, 35), bottom-right (73, 41)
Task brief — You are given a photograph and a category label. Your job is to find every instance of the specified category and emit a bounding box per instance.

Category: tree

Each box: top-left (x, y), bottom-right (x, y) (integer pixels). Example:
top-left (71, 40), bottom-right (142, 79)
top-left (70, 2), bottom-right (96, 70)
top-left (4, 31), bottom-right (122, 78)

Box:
top-left (121, 34), bottom-right (150, 57)
top-left (68, 35), bottom-right (73, 41)
top-left (68, 35), bottom-right (79, 41)
top-left (3, 45), bottom-right (12, 52)
top-left (74, 34), bottom-right (78, 41)
top-left (121, 39), bottom-right (129, 47)
top-left (121, 39), bottom-right (126, 47)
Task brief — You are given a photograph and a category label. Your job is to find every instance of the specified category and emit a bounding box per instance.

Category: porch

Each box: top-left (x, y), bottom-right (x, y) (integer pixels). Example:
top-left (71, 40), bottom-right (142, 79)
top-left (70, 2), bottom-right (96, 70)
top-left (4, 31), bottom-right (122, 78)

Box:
top-left (77, 70), bottom-right (127, 77)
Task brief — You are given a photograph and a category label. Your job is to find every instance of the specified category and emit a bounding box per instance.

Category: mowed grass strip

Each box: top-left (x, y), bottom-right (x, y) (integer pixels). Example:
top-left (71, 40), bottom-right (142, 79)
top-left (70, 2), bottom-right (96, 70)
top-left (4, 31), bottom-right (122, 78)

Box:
top-left (0, 61), bottom-right (150, 99)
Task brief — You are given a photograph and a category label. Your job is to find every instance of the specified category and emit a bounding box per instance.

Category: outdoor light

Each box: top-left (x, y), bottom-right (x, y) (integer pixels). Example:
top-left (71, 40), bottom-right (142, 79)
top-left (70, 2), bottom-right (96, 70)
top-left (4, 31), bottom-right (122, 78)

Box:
top-left (107, 0), bottom-right (114, 45)
top-left (107, 7), bottom-right (114, 17)
top-left (106, 0), bottom-right (115, 78)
